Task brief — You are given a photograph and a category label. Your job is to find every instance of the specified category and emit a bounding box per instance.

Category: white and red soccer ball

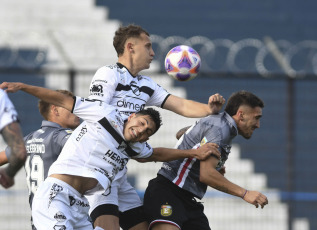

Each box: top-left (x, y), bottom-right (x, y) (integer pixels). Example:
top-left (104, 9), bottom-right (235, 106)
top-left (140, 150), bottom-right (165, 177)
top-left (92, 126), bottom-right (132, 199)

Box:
top-left (164, 45), bottom-right (201, 81)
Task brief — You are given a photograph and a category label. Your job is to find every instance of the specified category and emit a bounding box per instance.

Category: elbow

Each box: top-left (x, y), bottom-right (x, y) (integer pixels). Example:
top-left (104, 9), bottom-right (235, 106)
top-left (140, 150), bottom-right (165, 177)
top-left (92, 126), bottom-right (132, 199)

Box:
top-left (16, 147), bottom-right (27, 163)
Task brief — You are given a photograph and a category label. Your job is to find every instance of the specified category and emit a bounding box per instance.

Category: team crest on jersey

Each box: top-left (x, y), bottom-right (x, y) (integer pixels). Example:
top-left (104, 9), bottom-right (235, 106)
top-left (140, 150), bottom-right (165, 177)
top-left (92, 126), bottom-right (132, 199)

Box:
top-left (200, 137), bottom-right (208, 146)
top-left (161, 204), bottom-right (172, 217)
top-left (130, 81), bottom-right (140, 96)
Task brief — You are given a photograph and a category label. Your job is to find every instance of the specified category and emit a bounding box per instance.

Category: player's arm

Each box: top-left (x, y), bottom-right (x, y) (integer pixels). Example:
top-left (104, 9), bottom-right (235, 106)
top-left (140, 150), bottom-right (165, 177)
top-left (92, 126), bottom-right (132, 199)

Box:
top-left (0, 122), bottom-right (27, 188)
top-left (163, 93), bottom-right (225, 117)
top-left (0, 150), bottom-right (8, 166)
top-left (200, 156), bottom-right (268, 209)
top-left (176, 126), bottom-right (191, 140)
top-left (0, 82), bottom-right (74, 111)
top-left (138, 143), bottom-right (220, 163)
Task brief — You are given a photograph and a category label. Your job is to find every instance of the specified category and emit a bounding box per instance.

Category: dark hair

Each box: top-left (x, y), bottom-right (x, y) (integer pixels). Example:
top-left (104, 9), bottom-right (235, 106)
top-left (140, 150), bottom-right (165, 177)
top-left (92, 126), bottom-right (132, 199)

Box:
top-left (136, 108), bottom-right (162, 134)
top-left (224, 90), bottom-right (264, 116)
top-left (38, 90), bottom-right (74, 120)
top-left (113, 24), bottom-right (150, 57)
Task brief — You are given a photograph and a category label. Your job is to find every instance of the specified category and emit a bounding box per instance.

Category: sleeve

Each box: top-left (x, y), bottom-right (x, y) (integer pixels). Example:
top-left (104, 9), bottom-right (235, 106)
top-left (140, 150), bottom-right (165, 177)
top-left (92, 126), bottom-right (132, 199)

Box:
top-left (89, 66), bottom-right (118, 103)
top-left (0, 90), bottom-right (19, 132)
top-left (131, 142), bottom-right (153, 159)
top-left (72, 96), bottom-right (109, 122)
top-left (145, 78), bottom-right (170, 108)
top-left (52, 129), bottom-right (73, 157)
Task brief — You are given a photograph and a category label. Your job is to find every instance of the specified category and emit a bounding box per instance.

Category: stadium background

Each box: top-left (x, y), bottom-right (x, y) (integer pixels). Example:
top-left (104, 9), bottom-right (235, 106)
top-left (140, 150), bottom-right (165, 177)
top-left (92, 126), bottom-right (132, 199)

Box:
top-left (0, 0), bottom-right (316, 229)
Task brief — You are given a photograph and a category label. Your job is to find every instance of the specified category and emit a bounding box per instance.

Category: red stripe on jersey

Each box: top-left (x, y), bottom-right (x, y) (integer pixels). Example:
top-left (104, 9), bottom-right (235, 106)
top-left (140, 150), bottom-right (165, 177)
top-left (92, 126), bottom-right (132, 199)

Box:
top-left (175, 158), bottom-right (193, 186)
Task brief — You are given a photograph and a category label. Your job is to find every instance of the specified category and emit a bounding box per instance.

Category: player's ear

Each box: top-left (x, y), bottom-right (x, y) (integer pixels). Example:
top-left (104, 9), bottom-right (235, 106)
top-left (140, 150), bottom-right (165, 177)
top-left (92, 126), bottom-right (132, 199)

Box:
top-left (238, 110), bottom-right (244, 121)
top-left (127, 42), bottom-right (134, 53)
top-left (128, 113), bottom-right (136, 121)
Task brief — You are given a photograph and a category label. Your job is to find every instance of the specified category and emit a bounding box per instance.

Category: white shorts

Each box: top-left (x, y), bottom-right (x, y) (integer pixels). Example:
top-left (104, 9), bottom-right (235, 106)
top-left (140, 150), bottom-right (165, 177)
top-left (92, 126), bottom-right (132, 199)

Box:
top-left (86, 168), bottom-right (142, 215)
top-left (32, 177), bottom-right (93, 230)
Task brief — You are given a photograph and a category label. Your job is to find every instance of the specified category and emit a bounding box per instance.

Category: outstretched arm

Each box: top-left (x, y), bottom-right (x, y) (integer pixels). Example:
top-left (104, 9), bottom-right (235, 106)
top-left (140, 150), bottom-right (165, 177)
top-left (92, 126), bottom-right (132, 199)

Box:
top-left (0, 122), bottom-right (26, 188)
top-left (136, 143), bottom-right (220, 163)
top-left (163, 93), bottom-right (225, 118)
top-left (0, 82), bottom-right (74, 111)
top-left (200, 156), bottom-right (268, 209)
top-left (0, 150), bottom-right (8, 166)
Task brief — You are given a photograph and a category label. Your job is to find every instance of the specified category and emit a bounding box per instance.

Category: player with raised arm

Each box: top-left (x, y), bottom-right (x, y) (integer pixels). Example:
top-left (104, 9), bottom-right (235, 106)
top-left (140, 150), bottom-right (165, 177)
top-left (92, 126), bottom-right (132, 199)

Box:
top-left (87, 24), bottom-right (225, 230)
top-left (143, 91), bottom-right (269, 230)
top-left (0, 89), bottom-right (26, 189)
top-left (0, 90), bottom-right (80, 230)
top-left (0, 81), bottom-right (220, 230)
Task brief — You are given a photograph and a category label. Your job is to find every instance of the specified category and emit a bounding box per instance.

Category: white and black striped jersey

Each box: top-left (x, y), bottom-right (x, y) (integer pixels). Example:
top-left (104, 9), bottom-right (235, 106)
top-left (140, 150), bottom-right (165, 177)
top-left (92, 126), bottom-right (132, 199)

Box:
top-left (0, 89), bottom-right (18, 131)
top-left (5, 120), bottom-right (73, 208)
top-left (48, 97), bottom-right (153, 190)
top-left (89, 63), bottom-right (170, 120)
top-left (158, 112), bottom-right (238, 199)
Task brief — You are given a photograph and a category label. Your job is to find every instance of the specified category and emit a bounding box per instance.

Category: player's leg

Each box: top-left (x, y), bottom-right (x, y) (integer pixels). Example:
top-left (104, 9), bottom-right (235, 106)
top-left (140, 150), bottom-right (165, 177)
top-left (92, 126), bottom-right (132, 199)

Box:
top-left (143, 175), bottom-right (189, 230)
top-left (182, 199), bottom-right (211, 230)
top-left (117, 174), bottom-right (148, 230)
top-left (87, 170), bottom-right (124, 230)
top-left (33, 177), bottom-right (93, 230)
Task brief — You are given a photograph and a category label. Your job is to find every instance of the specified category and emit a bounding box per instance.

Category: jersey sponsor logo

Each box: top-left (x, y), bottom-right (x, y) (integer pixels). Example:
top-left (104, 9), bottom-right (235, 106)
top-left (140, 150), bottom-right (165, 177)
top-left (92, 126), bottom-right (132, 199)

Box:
top-left (162, 164), bottom-right (172, 171)
top-left (48, 184), bottom-right (63, 208)
top-left (76, 125), bottom-right (87, 141)
top-left (103, 149), bottom-right (128, 170)
top-left (161, 204), bottom-right (172, 217)
top-left (54, 211), bottom-right (67, 222)
top-left (90, 84), bottom-right (104, 97)
top-left (94, 167), bottom-right (115, 182)
top-left (69, 196), bottom-right (76, 206)
top-left (116, 99), bottom-right (145, 112)
top-left (69, 196), bottom-right (89, 207)
top-left (53, 225), bottom-right (66, 230)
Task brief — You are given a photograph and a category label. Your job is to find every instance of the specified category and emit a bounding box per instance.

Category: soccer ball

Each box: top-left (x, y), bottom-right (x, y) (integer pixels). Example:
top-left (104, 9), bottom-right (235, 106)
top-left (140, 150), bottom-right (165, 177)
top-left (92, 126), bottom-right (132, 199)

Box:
top-left (164, 45), bottom-right (201, 81)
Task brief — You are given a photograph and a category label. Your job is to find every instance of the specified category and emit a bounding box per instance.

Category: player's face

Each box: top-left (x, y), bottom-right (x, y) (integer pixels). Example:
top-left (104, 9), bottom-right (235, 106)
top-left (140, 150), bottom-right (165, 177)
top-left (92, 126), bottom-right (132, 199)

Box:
top-left (237, 106), bottom-right (262, 139)
top-left (58, 107), bottom-right (81, 130)
top-left (124, 114), bottom-right (156, 142)
top-left (132, 33), bottom-right (155, 71)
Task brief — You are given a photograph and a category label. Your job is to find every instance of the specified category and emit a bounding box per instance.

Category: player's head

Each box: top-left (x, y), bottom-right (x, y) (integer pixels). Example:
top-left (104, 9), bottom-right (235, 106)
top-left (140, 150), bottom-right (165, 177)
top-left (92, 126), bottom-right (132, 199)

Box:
top-left (38, 90), bottom-right (81, 130)
top-left (124, 108), bottom-right (162, 143)
top-left (225, 90), bottom-right (264, 139)
top-left (114, 24), bottom-right (155, 72)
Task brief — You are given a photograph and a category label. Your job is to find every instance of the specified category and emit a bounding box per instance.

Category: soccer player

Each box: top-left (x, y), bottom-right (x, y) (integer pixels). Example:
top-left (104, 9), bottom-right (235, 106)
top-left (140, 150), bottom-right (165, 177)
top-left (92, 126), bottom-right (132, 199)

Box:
top-left (87, 24), bottom-right (225, 230)
top-left (0, 88), bottom-right (26, 189)
top-left (0, 89), bottom-right (81, 230)
top-left (0, 81), bottom-right (219, 230)
top-left (143, 90), bottom-right (269, 230)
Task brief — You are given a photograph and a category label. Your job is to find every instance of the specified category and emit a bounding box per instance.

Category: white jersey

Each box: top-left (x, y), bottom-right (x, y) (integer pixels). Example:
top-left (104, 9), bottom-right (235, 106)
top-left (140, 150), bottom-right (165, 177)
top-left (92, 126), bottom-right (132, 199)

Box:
top-left (48, 96), bottom-right (153, 190)
top-left (89, 63), bottom-right (170, 119)
top-left (0, 89), bottom-right (19, 131)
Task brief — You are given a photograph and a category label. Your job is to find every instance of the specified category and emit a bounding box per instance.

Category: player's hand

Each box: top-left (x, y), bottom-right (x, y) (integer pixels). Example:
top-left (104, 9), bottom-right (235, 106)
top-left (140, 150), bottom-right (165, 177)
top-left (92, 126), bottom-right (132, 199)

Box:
top-left (208, 93), bottom-right (225, 114)
top-left (0, 168), bottom-right (15, 189)
top-left (243, 190), bottom-right (268, 209)
top-left (195, 143), bottom-right (220, 161)
top-left (0, 82), bottom-right (22, 93)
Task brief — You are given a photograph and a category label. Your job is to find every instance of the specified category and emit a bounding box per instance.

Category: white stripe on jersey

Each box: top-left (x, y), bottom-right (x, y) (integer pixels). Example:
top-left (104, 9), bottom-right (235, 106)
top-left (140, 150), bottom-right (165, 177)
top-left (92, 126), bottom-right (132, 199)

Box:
top-left (172, 157), bottom-right (197, 187)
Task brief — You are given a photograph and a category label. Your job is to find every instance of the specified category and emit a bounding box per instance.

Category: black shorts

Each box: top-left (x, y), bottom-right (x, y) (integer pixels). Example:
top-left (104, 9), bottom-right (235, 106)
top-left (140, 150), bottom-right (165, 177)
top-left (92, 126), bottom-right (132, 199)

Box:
top-left (90, 204), bottom-right (146, 230)
top-left (143, 175), bottom-right (211, 230)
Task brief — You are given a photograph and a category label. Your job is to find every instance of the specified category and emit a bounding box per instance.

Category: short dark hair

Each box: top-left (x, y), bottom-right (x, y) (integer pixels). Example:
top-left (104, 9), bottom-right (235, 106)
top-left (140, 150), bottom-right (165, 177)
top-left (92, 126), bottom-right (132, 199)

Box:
top-left (38, 90), bottom-right (74, 120)
top-left (136, 108), bottom-right (162, 134)
top-left (113, 24), bottom-right (150, 57)
top-left (224, 90), bottom-right (264, 116)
